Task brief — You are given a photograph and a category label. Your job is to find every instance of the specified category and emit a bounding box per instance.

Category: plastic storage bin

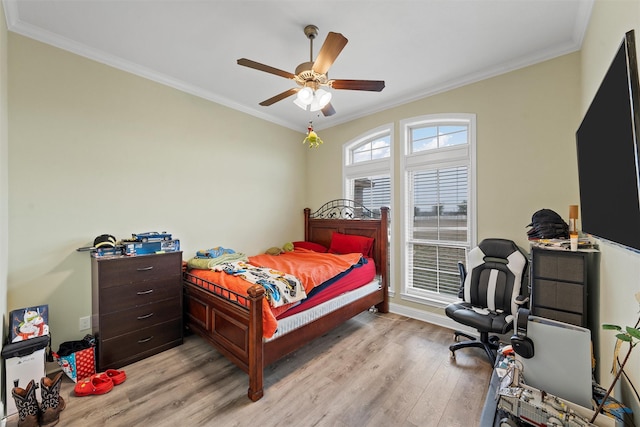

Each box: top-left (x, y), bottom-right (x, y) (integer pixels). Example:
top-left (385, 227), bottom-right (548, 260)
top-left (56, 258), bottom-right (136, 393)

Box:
top-left (2, 335), bottom-right (49, 416)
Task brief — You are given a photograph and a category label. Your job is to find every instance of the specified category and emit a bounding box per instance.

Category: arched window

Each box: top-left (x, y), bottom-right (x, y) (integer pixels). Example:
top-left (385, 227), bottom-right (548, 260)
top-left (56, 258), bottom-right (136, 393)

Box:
top-left (343, 124), bottom-right (393, 214)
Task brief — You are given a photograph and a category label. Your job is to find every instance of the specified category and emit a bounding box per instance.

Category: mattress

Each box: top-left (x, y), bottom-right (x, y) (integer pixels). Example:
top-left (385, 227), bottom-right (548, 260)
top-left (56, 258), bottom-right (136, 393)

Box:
top-left (185, 250), bottom-right (376, 338)
top-left (267, 280), bottom-right (381, 341)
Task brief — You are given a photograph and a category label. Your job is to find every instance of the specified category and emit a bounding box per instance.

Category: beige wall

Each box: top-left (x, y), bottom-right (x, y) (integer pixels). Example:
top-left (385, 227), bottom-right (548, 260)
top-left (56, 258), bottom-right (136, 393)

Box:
top-left (1, 1), bottom-right (9, 418)
top-left (7, 34), bottom-right (305, 349)
top-left (5, 0), bottom-right (640, 416)
top-left (309, 53), bottom-right (582, 319)
top-left (579, 0), bottom-right (640, 416)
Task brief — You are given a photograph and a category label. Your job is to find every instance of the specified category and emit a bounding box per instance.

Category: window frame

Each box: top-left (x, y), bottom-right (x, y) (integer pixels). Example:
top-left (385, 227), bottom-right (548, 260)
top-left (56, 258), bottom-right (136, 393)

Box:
top-left (342, 124), bottom-right (394, 295)
top-left (342, 124), bottom-right (394, 200)
top-left (399, 113), bottom-right (477, 307)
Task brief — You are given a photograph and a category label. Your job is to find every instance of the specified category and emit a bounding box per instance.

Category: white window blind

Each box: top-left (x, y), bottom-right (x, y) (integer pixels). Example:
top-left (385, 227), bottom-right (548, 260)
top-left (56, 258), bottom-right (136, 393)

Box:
top-left (352, 176), bottom-right (391, 213)
top-left (407, 167), bottom-right (469, 297)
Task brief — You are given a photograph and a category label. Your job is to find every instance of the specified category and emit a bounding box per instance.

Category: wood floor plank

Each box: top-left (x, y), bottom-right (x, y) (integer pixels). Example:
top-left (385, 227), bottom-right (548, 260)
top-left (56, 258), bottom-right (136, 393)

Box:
top-left (4, 312), bottom-right (492, 427)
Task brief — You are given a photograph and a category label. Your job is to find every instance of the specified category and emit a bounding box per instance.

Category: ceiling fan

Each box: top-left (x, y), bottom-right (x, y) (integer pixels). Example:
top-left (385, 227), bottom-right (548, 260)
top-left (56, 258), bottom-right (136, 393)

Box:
top-left (237, 25), bottom-right (385, 117)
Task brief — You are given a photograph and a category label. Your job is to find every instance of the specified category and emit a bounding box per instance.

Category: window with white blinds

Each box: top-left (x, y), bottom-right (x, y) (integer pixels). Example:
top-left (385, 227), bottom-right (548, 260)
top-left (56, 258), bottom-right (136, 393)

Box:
top-left (343, 125), bottom-right (393, 214)
top-left (343, 126), bottom-right (394, 294)
top-left (401, 114), bottom-right (476, 305)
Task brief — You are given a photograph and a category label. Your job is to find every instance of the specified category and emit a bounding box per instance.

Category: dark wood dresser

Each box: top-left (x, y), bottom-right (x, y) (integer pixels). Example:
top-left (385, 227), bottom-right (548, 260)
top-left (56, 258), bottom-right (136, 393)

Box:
top-left (529, 246), bottom-right (600, 330)
top-left (528, 246), bottom-right (602, 374)
top-left (91, 251), bottom-right (183, 370)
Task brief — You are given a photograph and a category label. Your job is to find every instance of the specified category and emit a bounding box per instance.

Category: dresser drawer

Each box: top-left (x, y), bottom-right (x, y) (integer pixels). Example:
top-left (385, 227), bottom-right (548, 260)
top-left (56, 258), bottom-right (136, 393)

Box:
top-left (532, 279), bottom-right (584, 313)
top-left (532, 307), bottom-right (584, 327)
top-left (94, 253), bottom-right (181, 289)
top-left (99, 277), bottom-right (180, 313)
top-left (532, 250), bottom-right (585, 282)
top-left (99, 298), bottom-right (181, 339)
top-left (99, 319), bottom-right (182, 369)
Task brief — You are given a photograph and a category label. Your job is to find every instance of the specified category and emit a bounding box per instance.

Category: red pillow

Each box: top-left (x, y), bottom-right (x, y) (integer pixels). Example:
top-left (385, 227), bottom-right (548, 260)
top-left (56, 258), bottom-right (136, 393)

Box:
top-left (328, 232), bottom-right (374, 257)
top-left (292, 241), bottom-right (328, 253)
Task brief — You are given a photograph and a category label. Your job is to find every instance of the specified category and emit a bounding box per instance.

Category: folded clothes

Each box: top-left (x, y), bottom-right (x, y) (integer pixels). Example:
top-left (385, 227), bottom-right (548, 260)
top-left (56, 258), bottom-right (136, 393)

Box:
top-left (187, 252), bottom-right (248, 270)
top-left (196, 247), bottom-right (236, 259)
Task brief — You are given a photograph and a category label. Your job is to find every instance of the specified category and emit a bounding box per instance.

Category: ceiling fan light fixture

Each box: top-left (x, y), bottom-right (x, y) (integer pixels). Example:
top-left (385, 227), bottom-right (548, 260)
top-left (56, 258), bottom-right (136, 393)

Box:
top-left (315, 89), bottom-right (332, 108)
top-left (293, 97), bottom-right (309, 110)
top-left (296, 87), bottom-right (314, 104)
top-left (309, 98), bottom-right (322, 112)
top-left (295, 87), bottom-right (332, 111)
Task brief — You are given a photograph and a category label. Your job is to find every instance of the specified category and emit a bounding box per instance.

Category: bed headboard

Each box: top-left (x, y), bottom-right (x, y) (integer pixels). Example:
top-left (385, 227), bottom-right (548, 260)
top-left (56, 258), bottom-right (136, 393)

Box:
top-left (304, 199), bottom-right (389, 291)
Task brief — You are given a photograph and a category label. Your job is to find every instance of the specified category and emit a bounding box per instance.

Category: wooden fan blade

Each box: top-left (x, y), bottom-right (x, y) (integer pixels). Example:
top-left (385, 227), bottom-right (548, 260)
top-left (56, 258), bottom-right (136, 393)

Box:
top-left (321, 103), bottom-right (336, 117)
top-left (330, 79), bottom-right (385, 92)
top-left (312, 32), bottom-right (348, 75)
top-left (259, 88), bottom-right (299, 106)
top-left (237, 58), bottom-right (296, 79)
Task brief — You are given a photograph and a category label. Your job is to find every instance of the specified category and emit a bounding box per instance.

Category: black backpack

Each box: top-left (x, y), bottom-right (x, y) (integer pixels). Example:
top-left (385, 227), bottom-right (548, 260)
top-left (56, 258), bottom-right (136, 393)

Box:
top-left (526, 208), bottom-right (569, 239)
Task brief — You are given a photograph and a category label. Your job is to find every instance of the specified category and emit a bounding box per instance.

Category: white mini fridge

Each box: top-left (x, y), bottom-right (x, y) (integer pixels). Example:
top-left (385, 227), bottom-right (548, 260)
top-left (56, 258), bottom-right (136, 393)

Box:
top-left (2, 336), bottom-right (49, 416)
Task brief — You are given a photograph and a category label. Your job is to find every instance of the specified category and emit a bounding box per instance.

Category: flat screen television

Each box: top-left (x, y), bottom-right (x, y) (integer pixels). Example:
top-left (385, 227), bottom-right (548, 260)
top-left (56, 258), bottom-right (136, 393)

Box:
top-left (576, 29), bottom-right (640, 252)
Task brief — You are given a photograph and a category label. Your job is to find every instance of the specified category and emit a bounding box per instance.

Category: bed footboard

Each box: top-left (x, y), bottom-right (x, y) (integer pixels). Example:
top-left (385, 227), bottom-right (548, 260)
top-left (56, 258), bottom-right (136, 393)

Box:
top-left (183, 274), bottom-right (265, 401)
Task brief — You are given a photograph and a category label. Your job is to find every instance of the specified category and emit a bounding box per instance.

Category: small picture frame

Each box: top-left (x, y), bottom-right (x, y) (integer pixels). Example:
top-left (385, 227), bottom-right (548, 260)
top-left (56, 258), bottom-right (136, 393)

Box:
top-left (9, 305), bottom-right (50, 343)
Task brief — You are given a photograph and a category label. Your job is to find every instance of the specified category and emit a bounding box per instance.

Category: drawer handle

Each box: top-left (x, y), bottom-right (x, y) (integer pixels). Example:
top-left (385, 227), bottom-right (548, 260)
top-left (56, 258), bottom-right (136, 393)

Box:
top-left (137, 312), bottom-right (154, 320)
top-left (137, 289), bottom-right (154, 295)
top-left (137, 266), bottom-right (154, 271)
top-left (138, 336), bottom-right (154, 344)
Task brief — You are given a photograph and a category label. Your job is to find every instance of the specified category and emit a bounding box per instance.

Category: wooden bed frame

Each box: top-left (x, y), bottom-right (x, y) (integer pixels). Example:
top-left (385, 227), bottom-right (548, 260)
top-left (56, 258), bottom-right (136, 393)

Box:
top-left (182, 199), bottom-right (389, 401)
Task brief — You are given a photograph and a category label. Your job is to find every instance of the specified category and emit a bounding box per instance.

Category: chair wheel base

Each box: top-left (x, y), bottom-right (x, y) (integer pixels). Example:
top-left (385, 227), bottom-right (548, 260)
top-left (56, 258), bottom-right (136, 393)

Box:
top-left (453, 331), bottom-right (476, 342)
top-left (448, 330), bottom-right (500, 365)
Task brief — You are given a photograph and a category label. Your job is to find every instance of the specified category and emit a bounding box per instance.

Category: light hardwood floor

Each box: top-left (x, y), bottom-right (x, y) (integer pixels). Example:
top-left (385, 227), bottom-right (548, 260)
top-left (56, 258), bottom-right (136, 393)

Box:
top-left (6, 312), bottom-right (492, 427)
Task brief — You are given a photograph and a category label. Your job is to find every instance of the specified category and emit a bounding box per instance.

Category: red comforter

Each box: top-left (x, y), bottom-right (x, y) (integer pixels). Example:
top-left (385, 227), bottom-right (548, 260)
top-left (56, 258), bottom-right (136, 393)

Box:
top-left (186, 249), bottom-right (363, 338)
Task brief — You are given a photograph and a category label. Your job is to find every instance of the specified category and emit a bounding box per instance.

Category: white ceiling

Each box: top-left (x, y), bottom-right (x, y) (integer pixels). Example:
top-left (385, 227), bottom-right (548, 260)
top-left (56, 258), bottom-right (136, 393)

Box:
top-left (3, 0), bottom-right (593, 131)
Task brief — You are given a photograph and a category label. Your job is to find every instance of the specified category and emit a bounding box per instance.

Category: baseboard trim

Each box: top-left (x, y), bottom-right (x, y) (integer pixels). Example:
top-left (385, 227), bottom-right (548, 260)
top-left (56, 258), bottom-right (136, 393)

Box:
top-left (389, 302), bottom-right (479, 338)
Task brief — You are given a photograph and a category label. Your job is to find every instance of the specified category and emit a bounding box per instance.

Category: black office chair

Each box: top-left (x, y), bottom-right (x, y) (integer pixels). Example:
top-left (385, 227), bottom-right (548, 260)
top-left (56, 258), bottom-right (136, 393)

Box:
top-left (445, 238), bottom-right (528, 365)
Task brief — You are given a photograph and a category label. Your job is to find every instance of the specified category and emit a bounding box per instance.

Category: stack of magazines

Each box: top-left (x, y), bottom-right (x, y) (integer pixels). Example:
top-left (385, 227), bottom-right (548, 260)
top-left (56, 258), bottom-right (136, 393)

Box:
top-left (530, 238), bottom-right (598, 251)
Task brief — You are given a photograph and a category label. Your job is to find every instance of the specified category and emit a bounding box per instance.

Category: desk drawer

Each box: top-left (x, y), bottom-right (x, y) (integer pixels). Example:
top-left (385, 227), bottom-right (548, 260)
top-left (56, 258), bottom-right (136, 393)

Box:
top-left (99, 299), bottom-right (181, 339)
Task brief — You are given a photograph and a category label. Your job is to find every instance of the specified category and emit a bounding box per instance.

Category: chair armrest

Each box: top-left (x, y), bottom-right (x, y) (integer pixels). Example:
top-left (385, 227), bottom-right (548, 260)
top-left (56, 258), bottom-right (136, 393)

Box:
top-left (457, 261), bottom-right (466, 283)
top-left (457, 261), bottom-right (466, 299)
top-left (514, 294), bottom-right (529, 307)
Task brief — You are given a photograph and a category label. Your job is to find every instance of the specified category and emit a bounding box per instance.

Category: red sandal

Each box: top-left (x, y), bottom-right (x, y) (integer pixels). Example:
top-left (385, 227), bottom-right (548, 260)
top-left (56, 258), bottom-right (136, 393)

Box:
top-left (74, 374), bottom-right (114, 397)
top-left (105, 369), bottom-right (126, 385)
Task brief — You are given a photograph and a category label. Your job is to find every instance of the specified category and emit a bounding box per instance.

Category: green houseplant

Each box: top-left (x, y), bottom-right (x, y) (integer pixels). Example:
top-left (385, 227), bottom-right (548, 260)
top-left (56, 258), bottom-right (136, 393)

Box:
top-left (590, 292), bottom-right (640, 424)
